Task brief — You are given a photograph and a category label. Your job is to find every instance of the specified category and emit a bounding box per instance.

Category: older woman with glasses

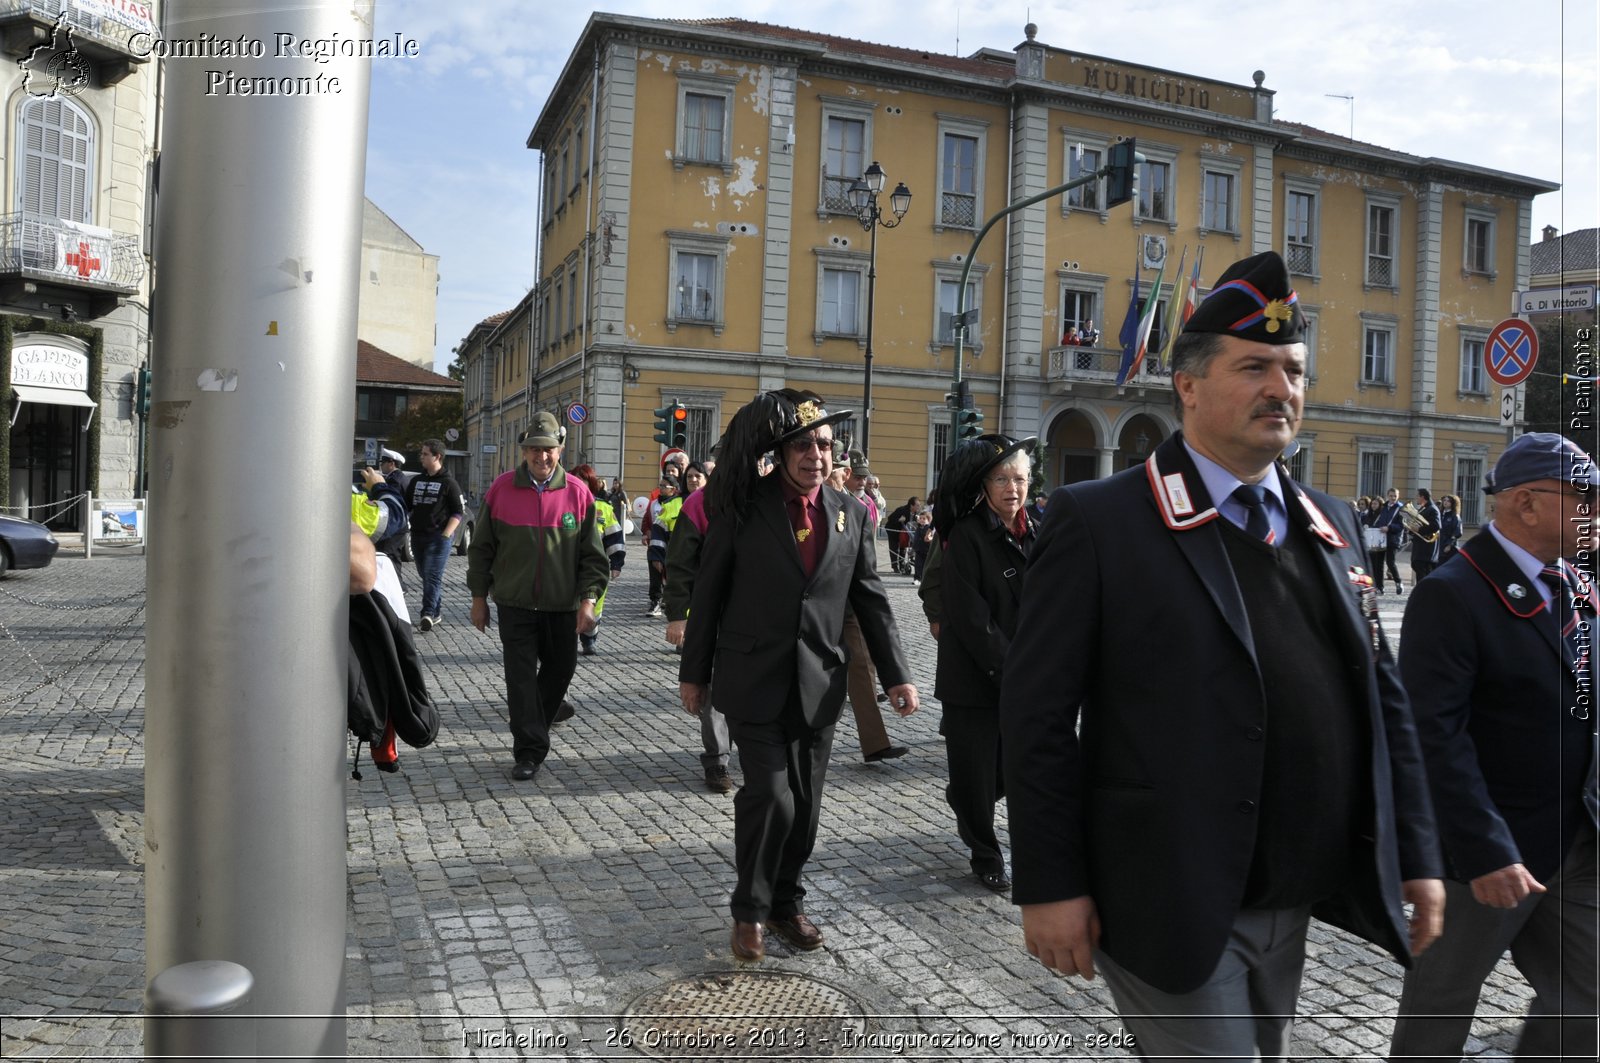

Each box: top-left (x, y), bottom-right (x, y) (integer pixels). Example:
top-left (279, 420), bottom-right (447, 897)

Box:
top-left (930, 433), bottom-right (1039, 893)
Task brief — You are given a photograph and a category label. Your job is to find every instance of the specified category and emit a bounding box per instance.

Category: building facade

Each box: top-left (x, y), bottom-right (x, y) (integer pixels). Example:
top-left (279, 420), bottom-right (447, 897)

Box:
top-left (358, 197), bottom-right (439, 371)
top-left (1, 0), bottom-right (157, 529)
top-left (514, 13), bottom-right (1556, 529)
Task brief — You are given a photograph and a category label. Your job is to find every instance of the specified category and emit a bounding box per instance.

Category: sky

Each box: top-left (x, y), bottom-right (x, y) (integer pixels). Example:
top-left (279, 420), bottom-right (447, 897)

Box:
top-left (361, 0), bottom-right (1599, 376)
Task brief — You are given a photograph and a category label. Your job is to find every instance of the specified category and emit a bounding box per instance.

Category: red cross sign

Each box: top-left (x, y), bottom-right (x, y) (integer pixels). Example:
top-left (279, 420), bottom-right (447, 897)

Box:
top-left (65, 241), bottom-right (101, 279)
top-left (1485, 318), bottom-right (1538, 387)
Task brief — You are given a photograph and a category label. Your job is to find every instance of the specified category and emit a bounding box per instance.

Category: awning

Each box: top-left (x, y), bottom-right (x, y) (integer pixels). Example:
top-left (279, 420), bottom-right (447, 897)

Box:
top-left (10, 384), bottom-right (99, 428)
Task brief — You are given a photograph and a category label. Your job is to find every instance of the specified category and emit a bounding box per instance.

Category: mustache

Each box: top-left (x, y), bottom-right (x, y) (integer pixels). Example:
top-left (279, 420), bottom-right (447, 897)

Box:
top-left (1252, 402), bottom-right (1296, 419)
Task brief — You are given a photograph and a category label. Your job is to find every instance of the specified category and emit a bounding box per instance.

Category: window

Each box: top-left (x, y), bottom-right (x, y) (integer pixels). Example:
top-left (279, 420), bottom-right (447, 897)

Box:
top-left (1285, 186), bottom-right (1318, 274)
top-left (686, 406), bottom-right (715, 462)
top-left (1144, 298), bottom-right (1170, 372)
top-left (1460, 330), bottom-right (1488, 394)
top-left (1060, 289), bottom-right (1099, 344)
top-left (539, 291), bottom-right (551, 352)
top-left (1286, 437), bottom-right (1312, 484)
top-left (820, 267), bottom-right (861, 337)
top-left (552, 275), bottom-right (563, 339)
top-left (1362, 324), bottom-right (1394, 385)
top-left (1359, 449), bottom-right (1390, 499)
top-left (931, 259), bottom-right (989, 349)
top-left (1300, 306), bottom-right (1320, 381)
top-left (544, 159), bottom-right (558, 221)
top-left (1366, 200), bottom-right (1397, 287)
top-left (675, 72), bottom-right (736, 171)
top-left (938, 279), bottom-right (976, 344)
top-left (559, 138), bottom-right (570, 202)
top-left (928, 415), bottom-right (952, 493)
top-left (1455, 456), bottom-right (1485, 524)
top-left (818, 97), bottom-right (874, 214)
top-left (17, 95), bottom-right (94, 223)
top-left (1201, 170), bottom-right (1235, 233)
top-left (939, 132), bottom-right (979, 228)
top-left (666, 229), bottom-right (731, 334)
top-left (1464, 208), bottom-right (1497, 275)
top-left (567, 264), bottom-right (579, 337)
top-left (572, 122), bottom-right (585, 192)
top-left (1066, 142), bottom-right (1104, 211)
top-left (1138, 159), bottom-right (1171, 222)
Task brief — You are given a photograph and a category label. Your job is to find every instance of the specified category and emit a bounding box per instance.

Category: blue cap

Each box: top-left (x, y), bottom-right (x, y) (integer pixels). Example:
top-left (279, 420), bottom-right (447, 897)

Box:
top-left (1485, 432), bottom-right (1598, 494)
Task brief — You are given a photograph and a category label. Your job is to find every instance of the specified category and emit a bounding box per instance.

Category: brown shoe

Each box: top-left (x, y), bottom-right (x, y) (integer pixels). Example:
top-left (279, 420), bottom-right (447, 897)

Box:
top-left (731, 920), bottom-right (764, 962)
top-left (766, 913), bottom-right (824, 951)
top-left (705, 766), bottom-right (735, 793)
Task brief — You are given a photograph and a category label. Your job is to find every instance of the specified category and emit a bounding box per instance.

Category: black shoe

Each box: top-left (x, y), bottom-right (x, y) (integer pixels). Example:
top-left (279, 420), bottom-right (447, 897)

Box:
top-left (418, 616), bottom-right (433, 632)
top-left (977, 869), bottom-right (1011, 893)
top-left (864, 745), bottom-right (909, 763)
top-left (579, 637), bottom-right (596, 657)
top-left (510, 759), bottom-right (539, 781)
top-left (553, 700), bottom-right (576, 724)
top-left (705, 766), bottom-right (735, 793)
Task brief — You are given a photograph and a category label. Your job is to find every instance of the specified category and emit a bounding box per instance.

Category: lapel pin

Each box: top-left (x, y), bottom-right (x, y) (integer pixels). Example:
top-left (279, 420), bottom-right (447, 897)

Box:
top-left (836, 510), bottom-right (846, 532)
top-left (1507, 582), bottom-right (1527, 599)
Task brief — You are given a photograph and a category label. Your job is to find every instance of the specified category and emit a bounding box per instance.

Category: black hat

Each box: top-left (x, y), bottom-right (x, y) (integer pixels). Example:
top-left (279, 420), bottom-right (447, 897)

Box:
top-left (933, 433), bottom-right (1037, 542)
top-left (1486, 432), bottom-right (1599, 494)
top-left (1182, 251), bottom-right (1305, 345)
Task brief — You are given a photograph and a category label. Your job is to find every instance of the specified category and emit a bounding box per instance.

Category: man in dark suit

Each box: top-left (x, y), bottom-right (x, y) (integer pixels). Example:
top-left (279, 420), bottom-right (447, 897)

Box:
top-left (679, 389), bottom-right (919, 963)
top-left (1377, 487), bottom-right (1408, 593)
top-left (1390, 432), bottom-right (1599, 1062)
top-left (1001, 251), bottom-right (1444, 1059)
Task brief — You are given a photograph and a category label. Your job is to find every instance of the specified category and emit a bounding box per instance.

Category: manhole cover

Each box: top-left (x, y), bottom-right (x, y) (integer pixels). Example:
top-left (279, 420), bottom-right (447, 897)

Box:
top-left (620, 971), bottom-right (866, 1059)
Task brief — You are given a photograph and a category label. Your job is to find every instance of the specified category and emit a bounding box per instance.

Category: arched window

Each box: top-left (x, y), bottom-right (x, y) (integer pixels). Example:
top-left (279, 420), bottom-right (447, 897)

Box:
top-left (17, 96), bottom-right (94, 223)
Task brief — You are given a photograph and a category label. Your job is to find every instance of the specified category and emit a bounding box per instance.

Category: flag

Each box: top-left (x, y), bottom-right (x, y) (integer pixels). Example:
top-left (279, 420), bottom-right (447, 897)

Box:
top-left (1128, 258), bottom-right (1167, 381)
top-left (1115, 247), bottom-right (1143, 386)
top-left (1155, 245), bottom-right (1188, 366)
top-left (1158, 245), bottom-right (1206, 367)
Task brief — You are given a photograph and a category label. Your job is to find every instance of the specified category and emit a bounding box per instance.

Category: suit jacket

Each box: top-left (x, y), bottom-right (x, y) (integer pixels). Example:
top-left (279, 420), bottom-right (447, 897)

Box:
top-left (1000, 433), bottom-right (1442, 995)
top-left (680, 476), bottom-right (911, 728)
top-left (935, 507), bottom-right (1034, 708)
top-left (1399, 530), bottom-right (1599, 883)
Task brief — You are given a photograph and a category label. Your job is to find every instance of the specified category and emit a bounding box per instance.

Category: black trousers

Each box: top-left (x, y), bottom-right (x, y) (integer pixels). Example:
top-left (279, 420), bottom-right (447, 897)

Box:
top-left (648, 561), bottom-right (665, 605)
top-left (497, 604), bottom-right (577, 765)
top-left (726, 699), bottom-right (835, 923)
top-left (1383, 543), bottom-right (1403, 587)
top-left (941, 703), bottom-right (1005, 874)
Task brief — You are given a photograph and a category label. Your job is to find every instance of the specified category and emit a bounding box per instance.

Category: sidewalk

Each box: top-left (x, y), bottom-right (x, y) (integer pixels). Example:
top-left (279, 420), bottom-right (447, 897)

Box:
top-left (0, 549), bottom-right (1533, 1059)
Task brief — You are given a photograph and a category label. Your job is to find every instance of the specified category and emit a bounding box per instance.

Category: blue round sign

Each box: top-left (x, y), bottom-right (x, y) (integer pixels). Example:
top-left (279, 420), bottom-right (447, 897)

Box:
top-left (566, 401), bottom-right (589, 425)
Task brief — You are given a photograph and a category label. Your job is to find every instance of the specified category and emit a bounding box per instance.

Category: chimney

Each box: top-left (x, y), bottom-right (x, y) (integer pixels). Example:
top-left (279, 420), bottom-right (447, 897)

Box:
top-left (1542, 225), bottom-right (1558, 242)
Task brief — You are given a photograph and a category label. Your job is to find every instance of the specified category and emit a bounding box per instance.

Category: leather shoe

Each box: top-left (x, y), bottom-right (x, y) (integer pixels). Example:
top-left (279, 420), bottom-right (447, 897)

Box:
top-left (978, 869), bottom-right (1011, 893)
top-left (766, 913), bottom-right (824, 951)
top-left (731, 920), bottom-right (764, 962)
top-left (510, 759), bottom-right (539, 781)
top-left (864, 745), bottom-right (908, 763)
top-left (705, 766), bottom-right (735, 794)
top-left (553, 700), bottom-right (576, 724)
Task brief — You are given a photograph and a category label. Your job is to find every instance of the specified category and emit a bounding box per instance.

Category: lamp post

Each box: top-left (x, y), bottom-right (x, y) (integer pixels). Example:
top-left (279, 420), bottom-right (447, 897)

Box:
top-left (846, 160), bottom-right (911, 458)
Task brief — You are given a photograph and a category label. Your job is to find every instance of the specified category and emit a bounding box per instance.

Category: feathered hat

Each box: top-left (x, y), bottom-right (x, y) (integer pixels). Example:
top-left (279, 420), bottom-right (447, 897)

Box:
top-left (933, 433), bottom-right (1037, 542)
top-left (705, 389), bottom-right (852, 520)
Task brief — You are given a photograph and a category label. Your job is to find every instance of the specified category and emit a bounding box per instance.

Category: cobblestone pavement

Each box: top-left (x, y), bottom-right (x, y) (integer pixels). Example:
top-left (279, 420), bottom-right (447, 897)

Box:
top-left (0, 545), bottom-right (1536, 1059)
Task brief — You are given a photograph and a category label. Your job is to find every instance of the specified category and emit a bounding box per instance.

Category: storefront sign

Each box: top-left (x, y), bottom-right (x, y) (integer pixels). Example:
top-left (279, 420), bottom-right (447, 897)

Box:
top-left (11, 337), bottom-right (89, 392)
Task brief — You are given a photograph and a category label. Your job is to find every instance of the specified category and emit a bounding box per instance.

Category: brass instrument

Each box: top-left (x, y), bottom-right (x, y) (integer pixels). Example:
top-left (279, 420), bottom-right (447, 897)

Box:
top-left (1398, 502), bottom-right (1439, 543)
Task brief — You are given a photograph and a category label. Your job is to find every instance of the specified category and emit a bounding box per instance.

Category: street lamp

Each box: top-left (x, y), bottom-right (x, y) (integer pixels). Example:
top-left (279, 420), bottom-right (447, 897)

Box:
top-left (846, 160), bottom-right (911, 457)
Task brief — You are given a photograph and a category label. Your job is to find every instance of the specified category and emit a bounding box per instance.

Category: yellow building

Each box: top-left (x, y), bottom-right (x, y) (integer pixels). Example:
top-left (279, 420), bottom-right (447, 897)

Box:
top-left (505, 14), bottom-right (1556, 528)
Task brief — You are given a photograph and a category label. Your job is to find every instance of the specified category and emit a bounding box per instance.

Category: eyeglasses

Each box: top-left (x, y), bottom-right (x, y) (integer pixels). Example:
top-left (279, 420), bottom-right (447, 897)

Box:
top-left (786, 436), bottom-right (833, 453)
top-left (986, 476), bottom-right (1030, 489)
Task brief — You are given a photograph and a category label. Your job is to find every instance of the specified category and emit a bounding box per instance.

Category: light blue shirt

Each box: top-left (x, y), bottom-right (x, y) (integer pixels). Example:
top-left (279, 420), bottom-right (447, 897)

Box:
top-left (1183, 440), bottom-right (1289, 544)
top-left (1486, 521), bottom-right (1554, 605)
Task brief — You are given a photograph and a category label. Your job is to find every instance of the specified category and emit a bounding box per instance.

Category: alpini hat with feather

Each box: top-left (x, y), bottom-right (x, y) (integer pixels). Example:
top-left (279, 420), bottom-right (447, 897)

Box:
top-left (1182, 250), bottom-right (1305, 345)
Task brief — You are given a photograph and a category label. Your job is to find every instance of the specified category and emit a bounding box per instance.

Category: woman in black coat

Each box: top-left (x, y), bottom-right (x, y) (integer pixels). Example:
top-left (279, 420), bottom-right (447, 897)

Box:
top-left (932, 434), bottom-right (1037, 892)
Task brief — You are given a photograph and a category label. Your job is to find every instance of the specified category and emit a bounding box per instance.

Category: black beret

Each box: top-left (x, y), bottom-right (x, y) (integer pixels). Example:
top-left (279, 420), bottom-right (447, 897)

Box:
top-left (1182, 250), bottom-right (1305, 345)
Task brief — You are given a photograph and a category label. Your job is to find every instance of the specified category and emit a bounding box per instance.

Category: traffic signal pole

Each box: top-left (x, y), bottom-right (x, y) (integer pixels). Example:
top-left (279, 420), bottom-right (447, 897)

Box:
top-left (144, 2), bottom-right (375, 1057)
top-left (948, 141), bottom-right (1139, 440)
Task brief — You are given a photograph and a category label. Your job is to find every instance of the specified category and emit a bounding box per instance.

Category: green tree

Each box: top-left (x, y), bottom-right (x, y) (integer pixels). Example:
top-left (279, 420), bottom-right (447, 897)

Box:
top-left (387, 394), bottom-right (463, 455)
top-left (1522, 316), bottom-right (1599, 455)
top-left (446, 351), bottom-right (465, 382)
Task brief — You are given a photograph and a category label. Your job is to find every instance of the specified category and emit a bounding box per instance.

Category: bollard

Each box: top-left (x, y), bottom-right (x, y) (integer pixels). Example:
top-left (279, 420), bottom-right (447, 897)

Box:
top-left (144, 960), bottom-right (255, 1061)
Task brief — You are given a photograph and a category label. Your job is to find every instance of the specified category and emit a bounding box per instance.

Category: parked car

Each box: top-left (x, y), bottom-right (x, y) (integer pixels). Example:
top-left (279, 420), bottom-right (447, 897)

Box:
top-left (0, 514), bottom-right (59, 576)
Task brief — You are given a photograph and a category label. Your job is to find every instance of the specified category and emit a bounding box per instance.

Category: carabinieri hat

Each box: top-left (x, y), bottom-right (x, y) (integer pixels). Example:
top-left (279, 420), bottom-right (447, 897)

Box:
top-left (1485, 431), bottom-right (1599, 493)
top-left (933, 433), bottom-right (1037, 542)
top-left (1182, 250), bottom-right (1305, 345)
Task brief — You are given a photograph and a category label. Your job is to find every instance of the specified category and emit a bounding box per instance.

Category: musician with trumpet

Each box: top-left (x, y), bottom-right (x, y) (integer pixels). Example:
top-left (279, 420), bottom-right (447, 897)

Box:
top-left (1406, 488), bottom-right (1444, 582)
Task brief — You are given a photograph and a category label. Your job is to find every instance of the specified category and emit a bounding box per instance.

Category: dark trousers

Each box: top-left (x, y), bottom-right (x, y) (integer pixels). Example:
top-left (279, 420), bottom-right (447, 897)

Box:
top-left (941, 703), bottom-right (1005, 874)
top-left (496, 604), bottom-right (577, 765)
top-left (648, 561), bottom-right (665, 606)
top-left (1383, 543), bottom-right (1403, 588)
top-left (1367, 550), bottom-right (1389, 592)
top-left (727, 701), bottom-right (835, 923)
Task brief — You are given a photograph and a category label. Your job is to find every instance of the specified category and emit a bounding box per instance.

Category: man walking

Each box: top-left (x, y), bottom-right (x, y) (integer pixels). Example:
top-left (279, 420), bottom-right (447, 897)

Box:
top-left (679, 389), bottom-right (919, 962)
top-left (1377, 486), bottom-right (1407, 593)
top-left (467, 413), bottom-right (609, 781)
top-left (404, 439), bottom-right (465, 631)
top-left (1001, 251), bottom-right (1443, 1059)
top-left (1390, 432), bottom-right (1598, 1063)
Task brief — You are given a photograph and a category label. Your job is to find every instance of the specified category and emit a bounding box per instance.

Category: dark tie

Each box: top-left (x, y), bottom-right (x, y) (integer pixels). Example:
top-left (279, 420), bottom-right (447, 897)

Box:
top-left (1231, 483), bottom-right (1274, 544)
top-left (1539, 561), bottom-right (1595, 714)
top-left (789, 495), bottom-right (818, 578)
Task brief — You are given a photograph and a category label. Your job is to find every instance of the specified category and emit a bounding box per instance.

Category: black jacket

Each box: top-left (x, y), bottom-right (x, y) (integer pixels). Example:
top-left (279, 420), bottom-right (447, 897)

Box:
top-left (935, 506), bottom-right (1034, 707)
top-left (348, 591), bottom-right (437, 750)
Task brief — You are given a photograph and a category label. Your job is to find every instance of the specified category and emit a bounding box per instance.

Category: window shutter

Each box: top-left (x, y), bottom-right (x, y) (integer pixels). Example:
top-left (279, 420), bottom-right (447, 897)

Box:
top-left (18, 96), bottom-right (94, 222)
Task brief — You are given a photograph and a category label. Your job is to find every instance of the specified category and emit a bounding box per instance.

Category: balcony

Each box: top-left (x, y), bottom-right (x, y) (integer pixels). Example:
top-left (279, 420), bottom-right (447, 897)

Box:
top-left (0, 0), bottom-right (155, 85)
top-left (0, 212), bottom-right (145, 316)
top-left (1047, 343), bottom-right (1172, 393)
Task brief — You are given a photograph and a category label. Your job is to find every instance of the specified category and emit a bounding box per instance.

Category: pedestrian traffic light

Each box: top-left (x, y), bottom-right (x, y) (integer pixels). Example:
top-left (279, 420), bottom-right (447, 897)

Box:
top-left (1105, 137), bottom-right (1138, 210)
top-left (670, 404), bottom-right (689, 450)
top-left (652, 403), bottom-right (675, 446)
top-left (957, 405), bottom-right (985, 441)
top-left (135, 364), bottom-right (151, 419)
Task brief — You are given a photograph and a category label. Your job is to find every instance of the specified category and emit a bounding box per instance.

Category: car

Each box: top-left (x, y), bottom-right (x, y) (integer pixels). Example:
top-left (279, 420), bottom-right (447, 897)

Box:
top-left (454, 495), bottom-right (477, 556)
top-left (0, 513), bottom-right (59, 576)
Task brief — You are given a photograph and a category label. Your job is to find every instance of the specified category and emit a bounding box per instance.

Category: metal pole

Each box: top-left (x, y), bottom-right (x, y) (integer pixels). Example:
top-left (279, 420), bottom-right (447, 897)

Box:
top-left (145, 2), bottom-right (375, 1058)
top-left (862, 216), bottom-right (878, 457)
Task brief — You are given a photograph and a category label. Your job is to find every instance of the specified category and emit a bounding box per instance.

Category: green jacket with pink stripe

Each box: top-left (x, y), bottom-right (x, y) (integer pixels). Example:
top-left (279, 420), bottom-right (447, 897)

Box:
top-left (466, 463), bottom-right (609, 612)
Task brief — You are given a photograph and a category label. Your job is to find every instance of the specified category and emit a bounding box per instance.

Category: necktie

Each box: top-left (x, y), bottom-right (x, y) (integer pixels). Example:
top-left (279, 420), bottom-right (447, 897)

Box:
top-left (1231, 483), bottom-right (1273, 544)
top-left (790, 495), bottom-right (818, 578)
top-left (1539, 561), bottom-right (1595, 715)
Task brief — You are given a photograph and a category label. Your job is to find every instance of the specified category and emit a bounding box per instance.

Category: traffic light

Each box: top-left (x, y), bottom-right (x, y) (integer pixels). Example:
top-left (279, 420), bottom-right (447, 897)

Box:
top-left (135, 364), bottom-right (151, 419)
top-left (652, 403), bottom-right (675, 446)
top-left (670, 404), bottom-right (689, 449)
top-left (957, 405), bottom-right (985, 441)
top-left (1105, 137), bottom-right (1138, 209)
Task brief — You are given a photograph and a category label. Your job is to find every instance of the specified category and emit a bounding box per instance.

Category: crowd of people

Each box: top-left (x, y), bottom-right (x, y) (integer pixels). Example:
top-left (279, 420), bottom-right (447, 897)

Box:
top-left (345, 249), bottom-right (1595, 1062)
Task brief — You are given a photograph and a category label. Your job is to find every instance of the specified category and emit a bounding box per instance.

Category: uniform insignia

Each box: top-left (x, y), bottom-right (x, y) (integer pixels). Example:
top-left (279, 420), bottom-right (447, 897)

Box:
top-left (835, 510), bottom-right (847, 532)
top-left (795, 528), bottom-right (810, 543)
top-left (795, 399), bottom-right (821, 426)
top-left (1508, 582), bottom-right (1526, 599)
top-left (1349, 565), bottom-right (1381, 654)
top-left (561, 512), bottom-right (577, 530)
top-left (1164, 473), bottom-right (1195, 516)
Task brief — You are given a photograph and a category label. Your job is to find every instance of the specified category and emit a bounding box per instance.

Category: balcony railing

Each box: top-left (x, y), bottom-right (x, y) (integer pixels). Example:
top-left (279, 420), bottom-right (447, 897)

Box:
top-left (939, 191), bottom-right (976, 228)
top-left (0, 212), bottom-right (144, 293)
top-left (1286, 241), bottom-right (1315, 274)
top-left (0, 0), bottom-right (156, 66)
top-left (1048, 344), bottom-right (1172, 388)
top-left (821, 174), bottom-right (855, 214)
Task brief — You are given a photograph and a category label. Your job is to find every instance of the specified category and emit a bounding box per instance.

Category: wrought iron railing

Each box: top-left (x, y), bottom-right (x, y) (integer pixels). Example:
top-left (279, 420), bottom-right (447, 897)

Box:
top-left (820, 174), bottom-right (856, 214)
top-left (1048, 344), bottom-right (1172, 387)
top-left (1286, 241), bottom-right (1315, 274)
top-left (0, 211), bottom-right (144, 291)
top-left (940, 192), bottom-right (976, 228)
top-left (0, 0), bottom-right (155, 58)
top-left (1366, 256), bottom-right (1393, 287)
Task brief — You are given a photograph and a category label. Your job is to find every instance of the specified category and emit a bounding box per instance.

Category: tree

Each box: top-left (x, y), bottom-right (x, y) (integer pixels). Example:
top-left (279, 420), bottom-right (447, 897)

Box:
top-left (1522, 316), bottom-right (1599, 456)
top-left (387, 394), bottom-right (463, 455)
top-left (446, 351), bottom-right (465, 382)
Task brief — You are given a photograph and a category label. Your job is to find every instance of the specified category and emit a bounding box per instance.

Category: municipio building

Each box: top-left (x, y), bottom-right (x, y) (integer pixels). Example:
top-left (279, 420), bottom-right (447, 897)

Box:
top-left (465, 13), bottom-right (1558, 529)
